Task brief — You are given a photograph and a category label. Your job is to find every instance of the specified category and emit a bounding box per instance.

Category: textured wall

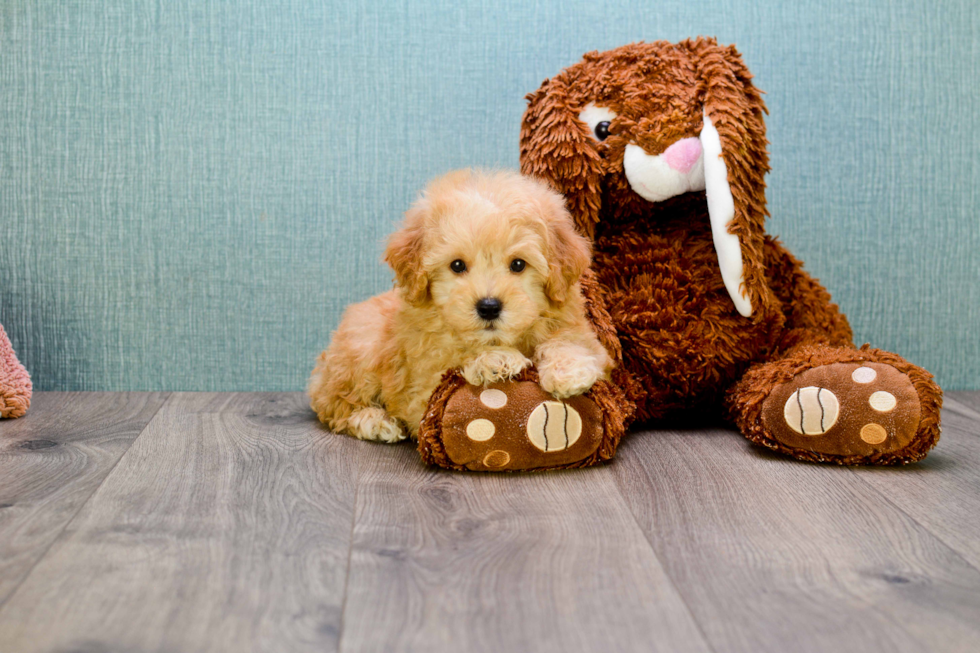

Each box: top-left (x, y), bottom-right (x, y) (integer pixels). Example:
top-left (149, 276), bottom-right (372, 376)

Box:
top-left (1, 0), bottom-right (977, 391)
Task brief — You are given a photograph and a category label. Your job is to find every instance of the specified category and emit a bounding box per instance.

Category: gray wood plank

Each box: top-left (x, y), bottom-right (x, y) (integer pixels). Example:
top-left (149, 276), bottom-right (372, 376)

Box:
top-left (847, 393), bottom-right (980, 569)
top-left (612, 424), bottom-right (980, 653)
top-left (340, 443), bottom-right (712, 653)
top-left (0, 392), bottom-right (361, 653)
top-left (946, 390), bottom-right (980, 417)
top-left (0, 392), bottom-right (168, 606)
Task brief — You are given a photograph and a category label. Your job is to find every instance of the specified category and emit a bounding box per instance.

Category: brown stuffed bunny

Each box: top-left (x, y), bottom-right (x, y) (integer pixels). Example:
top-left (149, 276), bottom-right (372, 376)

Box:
top-left (419, 38), bottom-right (942, 469)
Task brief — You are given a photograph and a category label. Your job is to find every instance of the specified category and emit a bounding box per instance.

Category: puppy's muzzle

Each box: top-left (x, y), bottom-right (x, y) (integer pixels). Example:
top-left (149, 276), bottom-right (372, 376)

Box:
top-left (475, 297), bottom-right (503, 322)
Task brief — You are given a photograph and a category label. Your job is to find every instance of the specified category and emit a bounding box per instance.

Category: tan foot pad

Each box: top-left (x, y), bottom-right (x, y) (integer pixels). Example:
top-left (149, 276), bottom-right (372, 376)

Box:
top-left (418, 369), bottom-right (627, 472)
top-left (761, 363), bottom-right (921, 458)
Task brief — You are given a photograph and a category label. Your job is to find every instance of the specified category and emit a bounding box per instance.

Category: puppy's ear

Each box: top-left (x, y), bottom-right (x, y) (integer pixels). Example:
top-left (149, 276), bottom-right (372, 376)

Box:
top-left (521, 78), bottom-right (604, 240)
top-left (543, 198), bottom-right (593, 304)
top-left (384, 206), bottom-right (429, 305)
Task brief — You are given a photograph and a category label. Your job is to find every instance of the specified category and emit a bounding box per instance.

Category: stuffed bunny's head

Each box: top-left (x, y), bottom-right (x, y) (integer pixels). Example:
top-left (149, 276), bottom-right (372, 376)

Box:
top-left (521, 38), bottom-right (772, 318)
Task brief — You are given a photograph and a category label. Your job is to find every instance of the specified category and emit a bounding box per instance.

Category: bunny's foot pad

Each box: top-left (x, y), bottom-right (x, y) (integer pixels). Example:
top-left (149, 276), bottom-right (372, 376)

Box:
top-left (737, 346), bottom-right (943, 465)
top-left (418, 369), bottom-right (629, 472)
top-left (762, 362), bottom-right (923, 458)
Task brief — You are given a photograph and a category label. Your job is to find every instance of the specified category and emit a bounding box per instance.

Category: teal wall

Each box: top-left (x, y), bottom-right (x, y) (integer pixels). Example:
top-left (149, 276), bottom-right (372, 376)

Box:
top-left (1, 1), bottom-right (977, 391)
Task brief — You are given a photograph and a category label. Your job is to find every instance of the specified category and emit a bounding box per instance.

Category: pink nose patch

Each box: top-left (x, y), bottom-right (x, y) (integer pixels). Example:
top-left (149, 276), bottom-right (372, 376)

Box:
top-left (663, 138), bottom-right (702, 173)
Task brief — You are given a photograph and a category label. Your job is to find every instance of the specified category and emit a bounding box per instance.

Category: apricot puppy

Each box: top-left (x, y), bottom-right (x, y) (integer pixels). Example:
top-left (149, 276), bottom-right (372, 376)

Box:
top-left (309, 169), bottom-right (612, 442)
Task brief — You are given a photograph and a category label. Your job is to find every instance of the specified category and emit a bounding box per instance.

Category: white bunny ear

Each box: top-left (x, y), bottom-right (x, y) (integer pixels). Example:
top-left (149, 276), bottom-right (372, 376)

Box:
top-left (700, 111), bottom-right (752, 317)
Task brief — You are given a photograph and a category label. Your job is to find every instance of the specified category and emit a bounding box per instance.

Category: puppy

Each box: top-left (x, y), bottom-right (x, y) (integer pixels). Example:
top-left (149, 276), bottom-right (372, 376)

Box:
top-left (308, 169), bottom-right (612, 442)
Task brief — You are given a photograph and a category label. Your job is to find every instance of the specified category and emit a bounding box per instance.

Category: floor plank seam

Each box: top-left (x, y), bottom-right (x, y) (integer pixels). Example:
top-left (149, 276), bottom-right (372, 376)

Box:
top-left (0, 392), bottom-right (172, 614)
top-left (943, 394), bottom-right (980, 426)
top-left (335, 436), bottom-right (361, 653)
top-left (847, 466), bottom-right (980, 577)
top-left (608, 460), bottom-right (721, 653)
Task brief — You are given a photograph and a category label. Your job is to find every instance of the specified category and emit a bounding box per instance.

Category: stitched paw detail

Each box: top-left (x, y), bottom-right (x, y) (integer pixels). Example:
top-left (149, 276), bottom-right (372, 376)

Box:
top-left (465, 419), bottom-right (496, 441)
top-left (762, 363), bottom-right (921, 458)
top-left (526, 401), bottom-right (582, 452)
top-left (783, 387), bottom-right (840, 435)
top-left (437, 380), bottom-right (603, 471)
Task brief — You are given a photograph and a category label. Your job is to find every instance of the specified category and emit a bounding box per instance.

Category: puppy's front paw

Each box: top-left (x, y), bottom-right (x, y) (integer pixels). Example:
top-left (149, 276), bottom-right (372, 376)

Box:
top-left (462, 349), bottom-right (532, 386)
top-left (538, 357), bottom-right (604, 399)
top-left (347, 407), bottom-right (407, 443)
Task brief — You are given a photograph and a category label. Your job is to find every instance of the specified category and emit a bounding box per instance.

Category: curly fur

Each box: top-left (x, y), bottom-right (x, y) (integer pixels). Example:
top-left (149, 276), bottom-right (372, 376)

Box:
top-left (308, 169), bottom-right (612, 442)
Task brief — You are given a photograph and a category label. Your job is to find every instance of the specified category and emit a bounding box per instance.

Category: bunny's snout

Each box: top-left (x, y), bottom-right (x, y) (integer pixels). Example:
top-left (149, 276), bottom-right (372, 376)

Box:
top-left (663, 138), bottom-right (702, 173)
top-left (623, 137), bottom-right (706, 204)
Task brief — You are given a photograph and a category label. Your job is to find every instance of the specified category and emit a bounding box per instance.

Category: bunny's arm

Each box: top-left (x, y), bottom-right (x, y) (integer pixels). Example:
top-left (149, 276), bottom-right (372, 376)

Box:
top-left (762, 236), bottom-right (854, 354)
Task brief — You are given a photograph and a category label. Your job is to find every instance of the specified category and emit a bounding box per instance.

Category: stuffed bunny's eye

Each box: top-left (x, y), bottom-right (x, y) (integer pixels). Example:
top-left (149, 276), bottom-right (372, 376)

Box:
top-left (578, 103), bottom-right (618, 142)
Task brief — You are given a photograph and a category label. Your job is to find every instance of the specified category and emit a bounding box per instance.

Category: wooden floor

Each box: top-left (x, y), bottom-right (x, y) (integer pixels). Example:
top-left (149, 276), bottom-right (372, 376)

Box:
top-left (1, 392), bottom-right (979, 653)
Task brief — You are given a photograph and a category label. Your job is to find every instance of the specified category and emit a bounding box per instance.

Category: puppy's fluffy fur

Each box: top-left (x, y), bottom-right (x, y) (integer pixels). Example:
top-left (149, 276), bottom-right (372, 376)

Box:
top-left (308, 169), bottom-right (612, 442)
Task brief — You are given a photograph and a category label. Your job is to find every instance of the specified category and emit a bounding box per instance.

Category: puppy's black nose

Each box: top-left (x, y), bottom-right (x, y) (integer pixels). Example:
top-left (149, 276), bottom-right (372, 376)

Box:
top-left (476, 297), bottom-right (503, 321)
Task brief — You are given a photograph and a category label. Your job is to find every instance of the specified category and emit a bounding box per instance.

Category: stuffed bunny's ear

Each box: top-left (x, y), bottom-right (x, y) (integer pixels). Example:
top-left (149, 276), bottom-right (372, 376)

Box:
top-left (521, 79), bottom-right (604, 240)
top-left (689, 38), bottom-right (773, 321)
top-left (700, 111), bottom-right (751, 317)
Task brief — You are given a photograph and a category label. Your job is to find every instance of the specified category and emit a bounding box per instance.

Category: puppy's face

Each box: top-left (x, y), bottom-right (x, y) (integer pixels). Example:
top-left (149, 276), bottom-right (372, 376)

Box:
top-left (385, 170), bottom-right (590, 348)
top-left (425, 200), bottom-right (550, 348)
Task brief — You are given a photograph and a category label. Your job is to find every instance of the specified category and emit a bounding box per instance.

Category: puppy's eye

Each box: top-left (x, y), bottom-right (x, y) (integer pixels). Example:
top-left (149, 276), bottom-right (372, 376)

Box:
top-left (578, 103), bottom-right (618, 142)
top-left (509, 258), bottom-right (526, 273)
top-left (450, 259), bottom-right (467, 274)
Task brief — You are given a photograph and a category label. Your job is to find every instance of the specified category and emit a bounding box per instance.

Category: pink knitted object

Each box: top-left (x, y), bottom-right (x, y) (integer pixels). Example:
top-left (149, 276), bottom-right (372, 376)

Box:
top-left (1, 323), bottom-right (31, 418)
